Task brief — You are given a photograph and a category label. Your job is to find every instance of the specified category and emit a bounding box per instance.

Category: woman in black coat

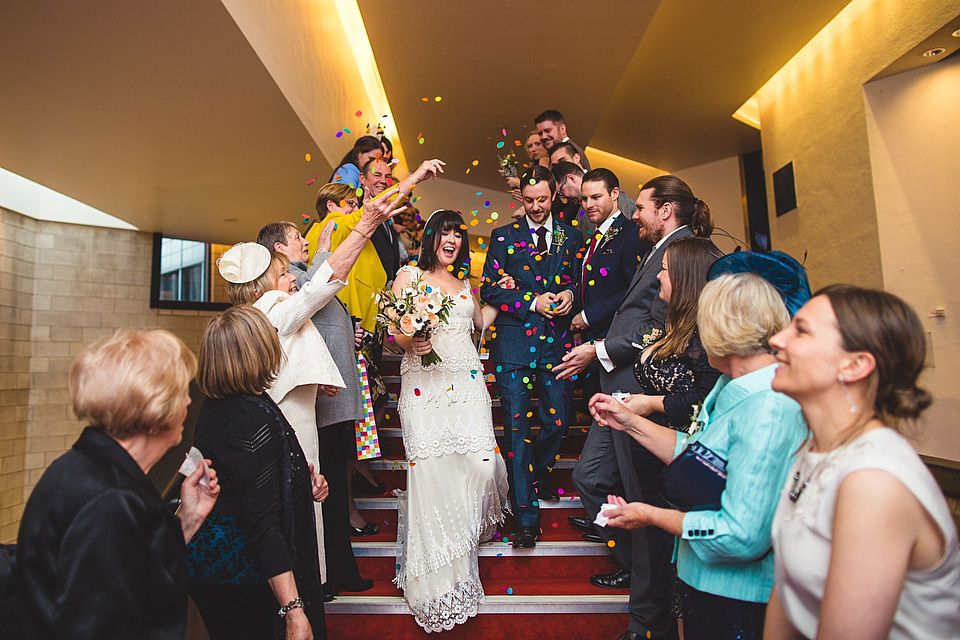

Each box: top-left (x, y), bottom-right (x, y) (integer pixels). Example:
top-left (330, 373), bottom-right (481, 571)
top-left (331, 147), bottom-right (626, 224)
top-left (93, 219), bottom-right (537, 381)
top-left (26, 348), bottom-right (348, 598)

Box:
top-left (187, 305), bottom-right (329, 640)
top-left (16, 329), bottom-right (220, 640)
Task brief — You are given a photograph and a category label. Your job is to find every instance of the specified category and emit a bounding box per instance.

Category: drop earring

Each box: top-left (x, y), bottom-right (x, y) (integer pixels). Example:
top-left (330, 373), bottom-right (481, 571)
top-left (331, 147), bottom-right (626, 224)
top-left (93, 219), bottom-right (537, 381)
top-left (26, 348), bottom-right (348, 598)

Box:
top-left (838, 374), bottom-right (857, 413)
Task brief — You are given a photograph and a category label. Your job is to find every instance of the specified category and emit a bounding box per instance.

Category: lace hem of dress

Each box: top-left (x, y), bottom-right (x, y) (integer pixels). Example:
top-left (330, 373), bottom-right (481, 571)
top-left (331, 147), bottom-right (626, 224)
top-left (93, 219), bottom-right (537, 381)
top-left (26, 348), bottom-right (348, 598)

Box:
top-left (404, 578), bottom-right (485, 634)
top-left (394, 488), bottom-right (506, 581)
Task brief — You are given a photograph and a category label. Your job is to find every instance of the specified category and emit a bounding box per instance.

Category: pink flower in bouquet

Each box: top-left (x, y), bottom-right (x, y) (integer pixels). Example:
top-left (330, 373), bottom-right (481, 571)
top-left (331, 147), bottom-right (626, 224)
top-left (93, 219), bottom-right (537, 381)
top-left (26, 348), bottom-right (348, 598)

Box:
top-left (415, 294), bottom-right (430, 309)
top-left (385, 306), bottom-right (398, 322)
top-left (427, 313), bottom-right (439, 329)
top-left (399, 314), bottom-right (417, 336)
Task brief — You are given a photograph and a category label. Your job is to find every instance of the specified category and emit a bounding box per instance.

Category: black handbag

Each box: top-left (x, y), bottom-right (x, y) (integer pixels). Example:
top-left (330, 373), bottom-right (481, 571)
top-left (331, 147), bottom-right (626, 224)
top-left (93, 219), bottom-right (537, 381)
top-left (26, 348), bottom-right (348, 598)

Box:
top-left (657, 440), bottom-right (727, 512)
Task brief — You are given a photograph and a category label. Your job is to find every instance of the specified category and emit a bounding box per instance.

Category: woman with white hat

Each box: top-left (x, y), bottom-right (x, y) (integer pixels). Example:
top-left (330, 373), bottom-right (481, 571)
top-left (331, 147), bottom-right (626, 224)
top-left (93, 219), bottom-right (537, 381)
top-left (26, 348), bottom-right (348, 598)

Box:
top-left (214, 188), bottom-right (407, 586)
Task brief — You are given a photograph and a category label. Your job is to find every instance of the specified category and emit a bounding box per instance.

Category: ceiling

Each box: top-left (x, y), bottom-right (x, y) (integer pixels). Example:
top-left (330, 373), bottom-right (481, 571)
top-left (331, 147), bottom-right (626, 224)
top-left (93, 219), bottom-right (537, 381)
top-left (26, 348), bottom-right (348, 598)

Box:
top-left (0, 0), bottom-right (909, 244)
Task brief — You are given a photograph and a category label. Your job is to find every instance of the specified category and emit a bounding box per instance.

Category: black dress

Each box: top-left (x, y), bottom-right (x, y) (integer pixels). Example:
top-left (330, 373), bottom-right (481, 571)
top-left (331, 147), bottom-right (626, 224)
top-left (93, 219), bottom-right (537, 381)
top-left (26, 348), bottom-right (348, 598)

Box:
top-left (16, 427), bottom-right (188, 640)
top-left (633, 330), bottom-right (721, 619)
top-left (186, 394), bottom-right (325, 640)
top-left (633, 330), bottom-right (721, 430)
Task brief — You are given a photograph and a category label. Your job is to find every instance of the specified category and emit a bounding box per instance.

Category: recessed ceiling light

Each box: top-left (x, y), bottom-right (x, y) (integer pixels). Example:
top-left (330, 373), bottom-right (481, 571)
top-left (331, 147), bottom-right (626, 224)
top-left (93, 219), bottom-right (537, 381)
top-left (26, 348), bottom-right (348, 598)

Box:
top-left (952, 28), bottom-right (960, 38)
top-left (922, 47), bottom-right (947, 58)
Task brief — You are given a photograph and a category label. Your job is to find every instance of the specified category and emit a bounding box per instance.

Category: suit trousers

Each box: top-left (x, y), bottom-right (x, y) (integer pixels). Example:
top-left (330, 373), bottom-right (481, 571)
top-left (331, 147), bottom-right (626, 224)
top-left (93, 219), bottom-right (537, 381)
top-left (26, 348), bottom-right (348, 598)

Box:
top-left (612, 429), bottom-right (676, 638)
top-left (318, 420), bottom-right (362, 588)
top-left (494, 365), bottom-right (570, 527)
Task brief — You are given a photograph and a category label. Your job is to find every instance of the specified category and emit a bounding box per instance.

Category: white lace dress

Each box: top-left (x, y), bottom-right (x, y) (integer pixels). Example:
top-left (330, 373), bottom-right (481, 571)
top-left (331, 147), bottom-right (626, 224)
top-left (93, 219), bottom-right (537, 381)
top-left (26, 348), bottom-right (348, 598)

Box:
top-left (394, 267), bottom-right (509, 633)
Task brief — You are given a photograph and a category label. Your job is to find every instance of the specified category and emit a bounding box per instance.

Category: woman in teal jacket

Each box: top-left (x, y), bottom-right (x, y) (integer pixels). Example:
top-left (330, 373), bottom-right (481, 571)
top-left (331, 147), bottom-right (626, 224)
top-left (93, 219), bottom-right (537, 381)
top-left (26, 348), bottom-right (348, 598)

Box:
top-left (589, 254), bottom-right (810, 640)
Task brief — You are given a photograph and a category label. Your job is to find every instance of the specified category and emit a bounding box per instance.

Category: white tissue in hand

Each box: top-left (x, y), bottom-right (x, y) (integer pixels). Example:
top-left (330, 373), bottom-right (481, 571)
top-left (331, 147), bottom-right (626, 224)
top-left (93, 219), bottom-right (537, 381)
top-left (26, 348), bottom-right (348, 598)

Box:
top-left (178, 446), bottom-right (211, 488)
top-left (594, 502), bottom-right (616, 527)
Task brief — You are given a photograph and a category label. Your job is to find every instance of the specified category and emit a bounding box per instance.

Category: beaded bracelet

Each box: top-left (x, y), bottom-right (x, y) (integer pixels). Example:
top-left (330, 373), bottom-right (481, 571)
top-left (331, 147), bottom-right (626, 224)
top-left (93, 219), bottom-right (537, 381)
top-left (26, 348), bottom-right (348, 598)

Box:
top-left (278, 597), bottom-right (304, 617)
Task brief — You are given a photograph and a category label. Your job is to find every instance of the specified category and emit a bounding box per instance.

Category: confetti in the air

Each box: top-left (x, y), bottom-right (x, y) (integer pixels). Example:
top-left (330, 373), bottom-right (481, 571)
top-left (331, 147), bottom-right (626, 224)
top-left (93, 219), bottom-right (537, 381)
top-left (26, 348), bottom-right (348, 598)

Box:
top-left (305, 153), bottom-right (311, 162)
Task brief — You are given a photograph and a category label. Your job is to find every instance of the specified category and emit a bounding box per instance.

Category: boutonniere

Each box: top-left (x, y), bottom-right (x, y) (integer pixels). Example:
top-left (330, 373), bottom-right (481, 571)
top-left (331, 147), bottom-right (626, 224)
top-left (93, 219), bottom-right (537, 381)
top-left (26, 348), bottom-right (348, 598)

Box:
top-left (640, 327), bottom-right (663, 348)
top-left (597, 226), bottom-right (621, 247)
top-left (687, 402), bottom-right (704, 435)
top-left (552, 227), bottom-right (567, 248)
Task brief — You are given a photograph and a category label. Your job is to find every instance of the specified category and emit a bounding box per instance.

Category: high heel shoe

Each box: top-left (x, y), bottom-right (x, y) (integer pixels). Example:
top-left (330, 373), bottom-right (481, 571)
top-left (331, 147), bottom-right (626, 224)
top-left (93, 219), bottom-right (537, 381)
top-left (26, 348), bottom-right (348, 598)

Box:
top-left (352, 470), bottom-right (386, 495)
top-left (349, 521), bottom-right (379, 537)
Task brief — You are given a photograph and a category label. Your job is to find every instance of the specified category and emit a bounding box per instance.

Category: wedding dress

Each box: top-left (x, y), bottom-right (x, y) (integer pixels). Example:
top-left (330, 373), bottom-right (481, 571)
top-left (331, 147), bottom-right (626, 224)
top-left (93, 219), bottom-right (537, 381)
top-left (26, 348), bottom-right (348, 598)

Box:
top-left (394, 266), bottom-right (508, 632)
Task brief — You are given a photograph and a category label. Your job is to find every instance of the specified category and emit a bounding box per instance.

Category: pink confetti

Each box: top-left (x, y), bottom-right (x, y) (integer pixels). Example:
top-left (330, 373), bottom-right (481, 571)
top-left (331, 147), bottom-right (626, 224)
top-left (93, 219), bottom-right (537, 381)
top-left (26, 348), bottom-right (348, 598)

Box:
top-left (355, 110), bottom-right (362, 116)
top-left (306, 173), bottom-right (317, 185)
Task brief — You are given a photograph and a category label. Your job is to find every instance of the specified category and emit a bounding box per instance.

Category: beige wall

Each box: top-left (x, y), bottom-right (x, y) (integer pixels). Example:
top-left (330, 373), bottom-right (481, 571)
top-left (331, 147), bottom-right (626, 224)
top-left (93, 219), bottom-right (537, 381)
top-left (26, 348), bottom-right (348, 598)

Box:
top-left (675, 156), bottom-right (748, 255)
top-left (758, 0), bottom-right (960, 291)
top-left (757, 0), bottom-right (960, 461)
top-left (865, 53), bottom-right (960, 460)
top-left (0, 207), bottom-right (215, 542)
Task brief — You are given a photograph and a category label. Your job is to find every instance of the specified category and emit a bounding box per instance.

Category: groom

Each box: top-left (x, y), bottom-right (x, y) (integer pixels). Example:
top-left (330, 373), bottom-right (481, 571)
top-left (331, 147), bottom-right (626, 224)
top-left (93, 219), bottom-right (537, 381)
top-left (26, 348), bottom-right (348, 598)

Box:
top-left (481, 166), bottom-right (583, 548)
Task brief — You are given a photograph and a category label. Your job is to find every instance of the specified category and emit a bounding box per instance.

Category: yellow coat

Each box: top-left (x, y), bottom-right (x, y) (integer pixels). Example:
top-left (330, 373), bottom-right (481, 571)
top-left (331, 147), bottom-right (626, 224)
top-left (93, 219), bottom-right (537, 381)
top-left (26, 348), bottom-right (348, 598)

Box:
top-left (320, 210), bottom-right (386, 333)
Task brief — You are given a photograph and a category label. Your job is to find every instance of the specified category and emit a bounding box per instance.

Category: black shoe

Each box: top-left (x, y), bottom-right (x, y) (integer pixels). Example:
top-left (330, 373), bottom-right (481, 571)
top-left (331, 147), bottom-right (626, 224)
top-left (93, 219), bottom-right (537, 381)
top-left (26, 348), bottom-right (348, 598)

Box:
top-left (512, 525), bottom-right (540, 548)
top-left (352, 470), bottom-right (386, 496)
top-left (590, 568), bottom-right (631, 589)
top-left (338, 577), bottom-right (374, 593)
top-left (320, 583), bottom-right (336, 602)
top-left (582, 531), bottom-right (604, 543)
top-left (536, 485), bottom-right (559, 501)
top-left (349, 522), bottom-right (379, 537)
top-left (614, 632), bottom-right (643, 640)
top-left (568, 515), bottom-right (592, 530)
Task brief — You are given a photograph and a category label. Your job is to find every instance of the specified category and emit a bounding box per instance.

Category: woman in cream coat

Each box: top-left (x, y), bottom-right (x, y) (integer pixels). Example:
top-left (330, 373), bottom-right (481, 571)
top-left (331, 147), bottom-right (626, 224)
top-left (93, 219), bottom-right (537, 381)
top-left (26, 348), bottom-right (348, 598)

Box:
top-left (218, 188), bottom-right (408, 581)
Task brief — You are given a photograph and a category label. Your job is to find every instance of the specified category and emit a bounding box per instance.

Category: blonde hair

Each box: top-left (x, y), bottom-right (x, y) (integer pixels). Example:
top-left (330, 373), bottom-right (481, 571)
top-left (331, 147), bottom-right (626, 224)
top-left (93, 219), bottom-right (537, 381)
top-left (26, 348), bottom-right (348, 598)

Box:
top-left (69, 329), bottom-right (196, 440)
top-left (226, 252), bottom-right (288, 306)
top-left (698, 273), bottom-right (789, 358)
top-left (197, 305), bottom-right (283, 399)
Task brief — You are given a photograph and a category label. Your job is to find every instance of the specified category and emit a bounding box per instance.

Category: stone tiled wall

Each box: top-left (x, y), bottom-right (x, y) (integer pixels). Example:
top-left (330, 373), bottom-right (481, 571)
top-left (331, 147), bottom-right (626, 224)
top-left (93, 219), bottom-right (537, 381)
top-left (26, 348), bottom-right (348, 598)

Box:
top-left (0, 207), bottom-right (216, 542)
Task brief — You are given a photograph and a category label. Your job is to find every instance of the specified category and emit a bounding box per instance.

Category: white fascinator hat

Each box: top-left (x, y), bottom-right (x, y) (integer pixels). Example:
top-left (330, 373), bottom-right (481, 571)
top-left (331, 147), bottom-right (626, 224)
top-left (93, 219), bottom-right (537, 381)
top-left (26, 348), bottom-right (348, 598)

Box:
top-left (217, 243), bottom-right (271, 284)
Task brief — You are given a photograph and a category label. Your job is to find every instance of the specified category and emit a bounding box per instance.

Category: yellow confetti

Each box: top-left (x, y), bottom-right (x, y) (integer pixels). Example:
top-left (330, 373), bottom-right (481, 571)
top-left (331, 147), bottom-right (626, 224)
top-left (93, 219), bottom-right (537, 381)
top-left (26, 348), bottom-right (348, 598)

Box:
top-left (529, 464), bottom-right (534, 472)
top-left (472, 160), bottom-right (479, 166)
top-left (305, 153), bottom-right (311, 162)
top-left (607, 540), bottom-right (616, 548)
top-left (435, 96), bottom-right (442, 102)
top-left (470, 219), bottom-right (479, 226)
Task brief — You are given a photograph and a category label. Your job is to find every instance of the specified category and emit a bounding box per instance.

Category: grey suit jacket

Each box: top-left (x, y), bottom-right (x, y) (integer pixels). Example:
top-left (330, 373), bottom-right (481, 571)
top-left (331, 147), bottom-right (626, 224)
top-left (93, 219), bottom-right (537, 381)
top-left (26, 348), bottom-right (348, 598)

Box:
top-left (598, 226), bottom-right (695, 393)
top-left (292, 256), bottom-right (362, 428)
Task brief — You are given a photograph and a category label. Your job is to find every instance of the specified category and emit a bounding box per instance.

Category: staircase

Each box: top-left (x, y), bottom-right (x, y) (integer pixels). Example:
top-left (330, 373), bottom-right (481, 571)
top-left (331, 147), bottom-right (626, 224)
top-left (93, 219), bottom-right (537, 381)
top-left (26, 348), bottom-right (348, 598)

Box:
top-left (325, 354), bottom-right (629, 639)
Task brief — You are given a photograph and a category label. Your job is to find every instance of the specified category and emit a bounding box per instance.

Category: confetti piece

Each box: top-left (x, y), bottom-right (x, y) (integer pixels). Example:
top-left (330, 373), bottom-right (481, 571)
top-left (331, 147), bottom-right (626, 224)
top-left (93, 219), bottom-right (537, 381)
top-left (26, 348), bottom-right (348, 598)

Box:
top-left (497, 141), bottom-right (505, 148)
top-left (507, 587), bottom-right (514, 595)
top-left (343, 127), bottom-right (351, 134)
top-left (422, 97), bottom-right (428, 102)
top-left (419, 137), bottom-right (425, 144)
top-left (607, 540), bottom-right (616, 547)
top-left (355, 110), bottom-right (362, 116)
top-left (552, 522), bottom-right (559, 528)
top-left (336, 131), bottom-right (343, 138)
top-left (470, 219), bottom-right (479, 226)
top-left (356, 187), bottom-right (363, 197)
top-left (414, 388), bottom-right (421, 396)
top-left (501, 128), bottom-right (507, 136)
top-left (472, 160), bottom-right (479, 166)
top-left (435, 96), bottom-right (442, 102)
top-left (558, 488), bottom-right (565, 495)
top-left (302, 214), bottom-right (311, 224)
top-left (307, 173), bottom-right (317, 185)
top-left (305, 153), bottom-right (311, 162)
top-left (491, 212), bottom-right (499, 220)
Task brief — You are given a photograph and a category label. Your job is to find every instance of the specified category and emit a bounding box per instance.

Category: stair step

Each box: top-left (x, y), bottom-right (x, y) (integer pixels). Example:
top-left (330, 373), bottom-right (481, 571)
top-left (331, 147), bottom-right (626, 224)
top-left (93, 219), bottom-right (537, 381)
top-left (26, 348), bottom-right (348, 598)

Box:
top-left (368, 457), bottom-right (579, 471)
top-left (326, 593), bottom-right (628, 614)
top-left (354, 495), bottom-right (582, 510)
top-left (353, 539), bottom-right (607, 557)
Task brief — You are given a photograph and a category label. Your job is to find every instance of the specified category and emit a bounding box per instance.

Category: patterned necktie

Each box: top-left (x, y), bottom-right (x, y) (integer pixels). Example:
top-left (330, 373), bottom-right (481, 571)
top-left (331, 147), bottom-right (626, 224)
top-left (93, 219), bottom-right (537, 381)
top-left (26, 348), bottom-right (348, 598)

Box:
top-left (536, 226), bottom-right (548, 253)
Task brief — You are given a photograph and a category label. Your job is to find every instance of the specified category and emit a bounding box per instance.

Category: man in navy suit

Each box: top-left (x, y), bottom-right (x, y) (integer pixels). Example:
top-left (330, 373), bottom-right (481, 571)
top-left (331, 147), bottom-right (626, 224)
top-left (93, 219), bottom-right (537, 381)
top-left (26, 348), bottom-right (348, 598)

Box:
top-left (568, 169), bottom-right (651, 430)
top-left (481, 166), bottom-right (583, 548)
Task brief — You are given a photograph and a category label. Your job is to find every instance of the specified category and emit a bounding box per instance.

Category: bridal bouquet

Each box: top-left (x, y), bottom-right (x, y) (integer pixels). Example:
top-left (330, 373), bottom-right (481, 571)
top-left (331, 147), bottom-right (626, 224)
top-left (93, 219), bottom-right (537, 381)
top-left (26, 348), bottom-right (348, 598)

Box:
top-left (375, 275), bottom-right (455, 366)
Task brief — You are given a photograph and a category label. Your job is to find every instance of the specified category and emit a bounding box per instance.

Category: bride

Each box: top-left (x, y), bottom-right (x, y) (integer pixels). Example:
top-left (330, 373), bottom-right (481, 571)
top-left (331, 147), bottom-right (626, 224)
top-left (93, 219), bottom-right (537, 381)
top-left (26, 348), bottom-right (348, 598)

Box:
top-left (389, 209), bottom-right (509, 632)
